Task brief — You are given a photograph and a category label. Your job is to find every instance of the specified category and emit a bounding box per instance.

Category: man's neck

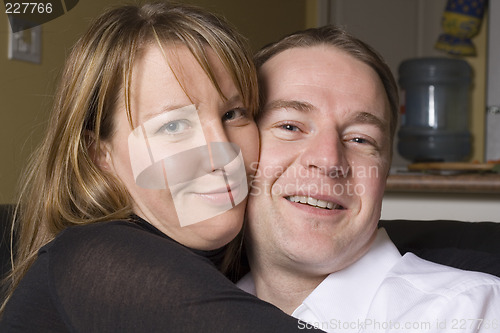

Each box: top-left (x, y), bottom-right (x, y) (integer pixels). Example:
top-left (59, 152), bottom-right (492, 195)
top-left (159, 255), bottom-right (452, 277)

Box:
top-left (251, 264), bottom-right (328, 315)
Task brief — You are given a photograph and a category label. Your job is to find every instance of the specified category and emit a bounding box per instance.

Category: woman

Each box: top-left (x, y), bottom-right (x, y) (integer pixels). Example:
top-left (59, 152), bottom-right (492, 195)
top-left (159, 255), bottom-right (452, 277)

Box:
top-left (0, 2), bottom-right (321, 331)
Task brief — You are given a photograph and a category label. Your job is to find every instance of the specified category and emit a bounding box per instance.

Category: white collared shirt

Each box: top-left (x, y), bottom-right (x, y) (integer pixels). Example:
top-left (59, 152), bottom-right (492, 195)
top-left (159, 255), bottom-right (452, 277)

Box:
top-left (238, 229), bottom-right (500, 332)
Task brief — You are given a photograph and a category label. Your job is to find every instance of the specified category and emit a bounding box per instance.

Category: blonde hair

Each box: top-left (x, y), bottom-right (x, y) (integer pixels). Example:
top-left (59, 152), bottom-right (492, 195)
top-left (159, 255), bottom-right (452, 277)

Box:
top-left (1, 1), bottom-right (257, 311)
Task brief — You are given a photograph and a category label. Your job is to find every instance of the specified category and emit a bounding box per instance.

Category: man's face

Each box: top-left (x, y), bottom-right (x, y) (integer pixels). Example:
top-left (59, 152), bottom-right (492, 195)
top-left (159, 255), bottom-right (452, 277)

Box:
top-left (247, 45), bottom-right (391, 276)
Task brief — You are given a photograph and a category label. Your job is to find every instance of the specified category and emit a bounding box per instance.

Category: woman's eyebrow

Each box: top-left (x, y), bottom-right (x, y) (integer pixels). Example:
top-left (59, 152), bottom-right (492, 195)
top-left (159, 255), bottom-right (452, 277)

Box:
top-left (142, 104), bottom-right (190, 123)
top-left (225, 94), bottom-right (242, 104)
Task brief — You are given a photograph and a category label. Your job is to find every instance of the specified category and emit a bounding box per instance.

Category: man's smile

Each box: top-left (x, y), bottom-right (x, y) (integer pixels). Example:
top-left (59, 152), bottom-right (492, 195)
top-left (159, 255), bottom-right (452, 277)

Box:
top-left (285, 195), bottom-right (345, 210)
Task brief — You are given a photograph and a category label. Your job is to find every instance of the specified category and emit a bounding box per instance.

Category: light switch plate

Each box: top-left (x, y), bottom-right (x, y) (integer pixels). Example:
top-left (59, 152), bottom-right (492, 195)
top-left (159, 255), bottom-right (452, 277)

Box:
top-left (7, 18), bottom-right (42, 64)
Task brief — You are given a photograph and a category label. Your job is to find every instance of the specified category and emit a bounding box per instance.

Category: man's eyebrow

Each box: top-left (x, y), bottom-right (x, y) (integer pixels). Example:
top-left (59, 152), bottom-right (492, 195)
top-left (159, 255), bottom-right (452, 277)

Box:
top-left (262, 100), bottom-right (387, 131)
top-left (350, 111), bottom-right (388, 131)
top-left (264, 99), bottom-right (315, 113)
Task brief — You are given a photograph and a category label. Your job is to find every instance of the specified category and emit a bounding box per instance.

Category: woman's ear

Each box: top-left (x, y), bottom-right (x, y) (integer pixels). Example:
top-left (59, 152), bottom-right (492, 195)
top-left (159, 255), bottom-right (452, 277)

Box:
top-left (85, 131), bottom-right (113, 172)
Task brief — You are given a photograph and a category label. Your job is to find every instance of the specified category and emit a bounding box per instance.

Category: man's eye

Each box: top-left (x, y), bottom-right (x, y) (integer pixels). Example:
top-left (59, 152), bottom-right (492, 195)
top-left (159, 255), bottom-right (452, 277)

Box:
top-left (351, 137), bottom-right (368, 144)
top-left (157, 120), bottom-right (190, 135)
top-left (268, 120), bottom-right (305, 141)
top-left (222, 108), bottom-right (247, 122)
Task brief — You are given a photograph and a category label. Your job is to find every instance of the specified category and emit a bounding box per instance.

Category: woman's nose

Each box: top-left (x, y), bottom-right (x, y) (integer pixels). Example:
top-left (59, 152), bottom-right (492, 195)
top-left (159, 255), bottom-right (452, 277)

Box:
top-left (202, 118), bottom-right (229, 143)
top-left (200, 120), bottom-right (236, 172)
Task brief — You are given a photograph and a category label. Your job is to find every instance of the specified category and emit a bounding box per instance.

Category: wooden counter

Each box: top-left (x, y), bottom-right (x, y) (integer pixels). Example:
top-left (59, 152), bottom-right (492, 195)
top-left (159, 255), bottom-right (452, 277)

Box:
top-left (386, 172), bottom-right (500, 194)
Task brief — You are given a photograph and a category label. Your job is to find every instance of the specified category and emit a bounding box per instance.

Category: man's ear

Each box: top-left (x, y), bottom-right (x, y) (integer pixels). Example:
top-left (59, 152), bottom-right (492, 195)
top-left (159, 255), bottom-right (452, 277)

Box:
top-left (85, 131), bottom-right (113, 172)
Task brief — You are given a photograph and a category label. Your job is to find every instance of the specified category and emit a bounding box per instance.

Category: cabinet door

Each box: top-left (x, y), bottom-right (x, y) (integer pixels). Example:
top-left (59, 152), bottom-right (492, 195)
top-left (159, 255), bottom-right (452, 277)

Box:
top-left (486, 0), bottom-right (500, 162)
top-left (323, 0), bottom-right (446, 78)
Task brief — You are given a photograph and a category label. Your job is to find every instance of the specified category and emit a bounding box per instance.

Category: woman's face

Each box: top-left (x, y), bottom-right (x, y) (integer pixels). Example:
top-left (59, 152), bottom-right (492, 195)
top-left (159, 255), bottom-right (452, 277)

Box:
top-left (103, 44), bottom-right (259, 250)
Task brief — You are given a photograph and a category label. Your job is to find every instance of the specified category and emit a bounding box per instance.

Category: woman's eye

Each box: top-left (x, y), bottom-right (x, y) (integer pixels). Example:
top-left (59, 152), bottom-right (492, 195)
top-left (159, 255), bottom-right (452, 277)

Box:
top-left (222, 108), bottom-right (247, 122)
top-left (157, 119), bottom-right (191, 135)
top-left (281, 124), bottom-right (300, 132)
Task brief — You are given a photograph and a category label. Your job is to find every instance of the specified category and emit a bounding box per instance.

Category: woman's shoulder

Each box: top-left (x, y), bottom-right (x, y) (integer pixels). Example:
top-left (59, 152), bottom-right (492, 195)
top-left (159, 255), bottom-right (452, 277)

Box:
top-left (53, 216), bottom-right (160, 238)
top-left (43, 217), bottom-right (219, 276)
top-left (22, 221), bottom-right (311, 332)
top-left (27, 219), bottom-right (234, 331)
top-left (43, 218), bottom-right (187, 259)
top-left (41, 218), bottom-right (220, 300)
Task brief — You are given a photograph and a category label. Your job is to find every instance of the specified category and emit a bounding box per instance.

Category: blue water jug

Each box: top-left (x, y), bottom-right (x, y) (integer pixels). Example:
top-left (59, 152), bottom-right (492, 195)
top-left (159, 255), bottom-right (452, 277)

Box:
top-left (397, 57), bottom-right (472, 162)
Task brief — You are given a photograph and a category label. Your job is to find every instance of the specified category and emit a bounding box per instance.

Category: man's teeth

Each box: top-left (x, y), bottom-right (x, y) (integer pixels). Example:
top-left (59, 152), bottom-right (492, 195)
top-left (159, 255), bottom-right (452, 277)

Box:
top-left (286, 196), bottom-right (342, 210)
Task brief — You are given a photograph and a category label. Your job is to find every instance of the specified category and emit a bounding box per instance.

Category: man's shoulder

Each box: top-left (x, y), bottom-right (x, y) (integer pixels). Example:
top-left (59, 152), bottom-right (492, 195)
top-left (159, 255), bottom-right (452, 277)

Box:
top-left (388, 252), bottom-right (500, 297)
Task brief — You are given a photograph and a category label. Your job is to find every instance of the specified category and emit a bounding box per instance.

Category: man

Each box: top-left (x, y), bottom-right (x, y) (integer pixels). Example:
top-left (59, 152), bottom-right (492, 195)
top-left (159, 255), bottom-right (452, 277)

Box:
top-left (239, 25), bottom-right (500, 332)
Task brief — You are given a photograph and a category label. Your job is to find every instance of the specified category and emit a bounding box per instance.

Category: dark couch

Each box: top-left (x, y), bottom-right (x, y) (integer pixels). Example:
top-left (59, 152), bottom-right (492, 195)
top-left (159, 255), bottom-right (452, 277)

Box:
top-left (0, 205), bottom-right (14, 284)
top-left (379, 219), bottom-right (500, 277)
top-left (1, 204), bottom-right (500, 301)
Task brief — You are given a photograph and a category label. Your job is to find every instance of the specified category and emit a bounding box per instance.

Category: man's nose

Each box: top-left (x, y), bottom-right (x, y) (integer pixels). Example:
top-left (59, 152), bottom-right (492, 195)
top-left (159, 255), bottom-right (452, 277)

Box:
top-left (298, 130), bottom-right (349, 178)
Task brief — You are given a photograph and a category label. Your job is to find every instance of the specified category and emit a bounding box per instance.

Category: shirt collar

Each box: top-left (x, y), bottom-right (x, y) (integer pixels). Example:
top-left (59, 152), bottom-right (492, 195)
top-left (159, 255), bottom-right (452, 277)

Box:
top-left (237, 271), bottom-right (256, 295)
top-left (292, 228), bottom-right (401, 324)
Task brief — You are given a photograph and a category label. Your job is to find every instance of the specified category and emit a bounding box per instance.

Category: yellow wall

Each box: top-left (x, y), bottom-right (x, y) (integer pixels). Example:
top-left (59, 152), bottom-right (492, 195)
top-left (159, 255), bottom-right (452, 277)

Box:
top-left (183, 0), bottom-right (306, 51)
top-left (0, 1), bottom-right (307, 203)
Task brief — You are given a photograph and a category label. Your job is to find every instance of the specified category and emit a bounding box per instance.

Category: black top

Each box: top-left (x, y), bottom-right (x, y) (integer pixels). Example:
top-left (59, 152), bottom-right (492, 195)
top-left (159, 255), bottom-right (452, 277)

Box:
top-left (0, 217), bottom-right (321, 332)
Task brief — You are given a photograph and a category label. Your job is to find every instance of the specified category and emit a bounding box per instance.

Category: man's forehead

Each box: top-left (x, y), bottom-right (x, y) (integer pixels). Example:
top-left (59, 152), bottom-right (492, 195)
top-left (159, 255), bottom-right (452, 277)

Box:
top-left (260, 47), bottom-right (378, 92)
top-left (258, 48), bottom-right (389, 124)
